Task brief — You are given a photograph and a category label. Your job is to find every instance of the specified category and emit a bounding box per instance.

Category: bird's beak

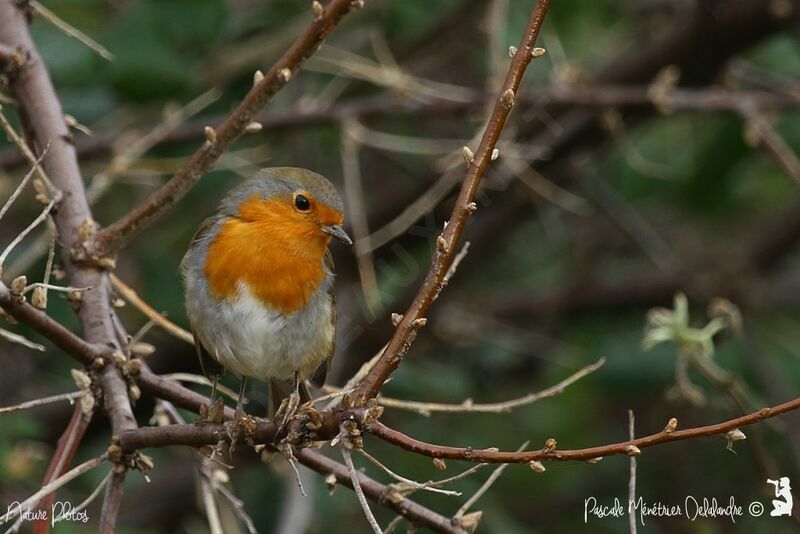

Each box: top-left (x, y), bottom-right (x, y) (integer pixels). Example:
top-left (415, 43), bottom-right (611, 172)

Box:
top-left (321, 224), bottom-right (353, 245)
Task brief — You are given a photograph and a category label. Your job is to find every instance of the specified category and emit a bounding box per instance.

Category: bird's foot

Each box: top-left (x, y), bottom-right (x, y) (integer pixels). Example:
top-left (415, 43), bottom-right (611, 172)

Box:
top-left (274, 391), bottom-right (301, 439)
top-left (224, 407), bottom-right (257, 453)
top-left (198, 397), bottom-right (225, 425)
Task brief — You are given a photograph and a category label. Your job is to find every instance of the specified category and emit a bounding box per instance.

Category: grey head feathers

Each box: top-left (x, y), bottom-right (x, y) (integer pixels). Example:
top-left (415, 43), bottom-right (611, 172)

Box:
top-left (219, 167), bottom-right (343, 217)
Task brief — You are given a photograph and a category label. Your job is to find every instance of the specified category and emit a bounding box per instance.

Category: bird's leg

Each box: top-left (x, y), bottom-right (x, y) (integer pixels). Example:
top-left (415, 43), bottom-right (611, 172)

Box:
top-left (210, 374), bottom-right (218, 402)
top-left (235, 377), bottom-right (247, 416)
top-left (200, 374), bottom-right (225, 424)
top-left (225, 376), bottom-right (256, 452)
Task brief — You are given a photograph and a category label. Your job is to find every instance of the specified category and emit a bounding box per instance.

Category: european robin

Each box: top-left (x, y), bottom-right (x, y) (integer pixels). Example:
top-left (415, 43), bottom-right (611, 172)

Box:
top-left (181, 167), bottom-right (352, 421)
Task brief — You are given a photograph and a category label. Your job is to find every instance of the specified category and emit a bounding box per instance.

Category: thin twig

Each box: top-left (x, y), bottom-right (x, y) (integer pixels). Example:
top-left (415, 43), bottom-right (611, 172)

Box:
top-left (370, 394), bottom-right (800, 464)
top-left (341, 121), bottom-right (380, 316)
top-left (98, 470), bottom-right (126, 534)
top-left (91, 0), bottom-right (362, 255)
top-left (741, 105), bottom-right (800, 186)
top-left (0, 195), bottom-right (58, 271)
top-left (298, 448), bottom-right (468, 534)
top-left (346, 119), bottom-right (468, 155)
top-left (374, 358), bottom-right (604, 415)
top-left (0, 150), bottom-right (45, 223)
top-left (274, 465), bottom-right (314, 534)
top-left (453, 441), bottom-right (528, 519)
top-left (307, 45), bottom-right (477, 104)
top-left (0, 455), bottom-right (106, 524)
top-left (0, 108), bottom-right (55, 192)
top-left (128, 319), bottom-right (155, 349)
top-left (384, 516), bottom-right (404, 534)
top-left (356, 167), bottom-right (462, 253)
top-left (23, 283), bottom-right (91, 295)
top-left (427, 463), bottom-right (488, 488)
top-left (87, 89), bottom-right (221, 203)
top-left (0, 327), bottom-right (45, 352)
top-left (442, 242), bottom-right (471, 287)
top-left (341, 446), bottom-right (383, 534)
top-left (503, 157), bottom-right (594, 217)
top-left (325, 345), bottom-right (386, 410)
top-left (52, 469), bottom-right (112, 525)
top-left (213, 478), bottom-right (258, 534)
top-left (109, 273), bottom-right (194, 345)
top-left (29, 1), bottom-right (112, 61)
top-left (160, 373), bottom-right (241, 402)
top-left (38, 217), bottom-right (57, 310)
top-left (1, 85), bottom-right (795, 171)
top-left (352, 0), bottom-right (553, 400)
top-left (357, 449), bottom-right (461, 496)
top-left (199, 470), bottom-right (224, 534)
top-left (0, 390), bottom-right (86, 414)
top-left (285, 454), bottom-right (308, 498)
top-left (0, 282), bottom-right (105, 364)
top-left (628, 410), bottom-right (637, 534)
top-left (582, 177), bottom-right (674, 271)
top-left (32, 402), bottom-right (94, 534)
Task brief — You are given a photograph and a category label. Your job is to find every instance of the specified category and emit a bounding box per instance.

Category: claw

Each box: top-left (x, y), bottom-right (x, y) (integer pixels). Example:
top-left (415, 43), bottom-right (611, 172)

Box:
top-left (209, 398), bottom-right (225, 424)
top-left (274, 391), bottom-right (300, 438)
top-left (224, 407), bottom-right (257, 453)
top-left (199, 397), bottom-right (225, 425)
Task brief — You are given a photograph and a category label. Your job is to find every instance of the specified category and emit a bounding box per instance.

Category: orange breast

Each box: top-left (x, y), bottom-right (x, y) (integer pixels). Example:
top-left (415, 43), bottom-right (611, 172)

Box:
top-left (204, 196), bottom-right (331, 314)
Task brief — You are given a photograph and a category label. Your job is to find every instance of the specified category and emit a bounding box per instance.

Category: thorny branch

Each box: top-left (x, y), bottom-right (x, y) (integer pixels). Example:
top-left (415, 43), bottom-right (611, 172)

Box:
top-left (105, 394), bottom-right (800, 469)
top-left (1, 0), bottom-right (800, 532)
top-left (351, 0), bottom-right (552, 400)
top-left (368, 396), bottom-right (800, 464)
top-left (89, 0), bottom-right (363, 257)
top-left (0, 2), bottom-right (465, 517)
top-left (1, 85), bottom-right (795, 171)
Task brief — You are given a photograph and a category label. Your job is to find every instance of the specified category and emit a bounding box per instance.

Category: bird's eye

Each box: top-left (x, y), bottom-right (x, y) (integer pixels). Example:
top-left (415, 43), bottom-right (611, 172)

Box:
top-left (294, 194), bottom-right (311, 212)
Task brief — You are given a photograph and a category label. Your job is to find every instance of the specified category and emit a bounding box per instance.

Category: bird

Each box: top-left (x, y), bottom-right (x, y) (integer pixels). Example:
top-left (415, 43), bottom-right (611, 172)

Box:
top-left (181, 167), bottom-right (352, 424)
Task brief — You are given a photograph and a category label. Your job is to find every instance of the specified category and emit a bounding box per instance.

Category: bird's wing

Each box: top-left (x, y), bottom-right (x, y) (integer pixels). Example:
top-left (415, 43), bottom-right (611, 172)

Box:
top-left (193, 327), bottom-right (225, 380)
top-left (180, 215), bottom-right (217, 277)
top-left (309, 249), bottom-right (336, 389)
top-left (182, 215), bottom-right (217, 260)
top-left (184, 215), bottom-right (226, 380)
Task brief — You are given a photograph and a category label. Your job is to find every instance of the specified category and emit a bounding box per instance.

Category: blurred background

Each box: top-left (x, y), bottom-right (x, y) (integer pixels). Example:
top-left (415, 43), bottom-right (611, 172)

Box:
top-left (1, 0), bottom-right (800, 532)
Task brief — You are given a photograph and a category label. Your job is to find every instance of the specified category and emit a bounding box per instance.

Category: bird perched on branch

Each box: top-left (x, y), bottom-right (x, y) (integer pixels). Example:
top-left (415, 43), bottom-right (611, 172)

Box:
top-left (181, 167), bottom-right (351, 426)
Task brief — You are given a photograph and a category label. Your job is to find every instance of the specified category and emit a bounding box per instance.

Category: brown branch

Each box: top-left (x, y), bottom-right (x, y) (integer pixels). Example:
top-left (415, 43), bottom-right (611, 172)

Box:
top-left (296, 449), bottom-right (469, 534)
top-left (33, 403), bottom-right (93, 534)
top-left (0, 2), bottom-right (794, 530)
top-left (0, 455), bottom-right (107, 526)
top-left (118, 374), bottom-right (464, 534)
top-left (454, 0), bottom-right (800, 294)
top-left (740, 105), bottom-right (800, 186)
top-left (351, 0), bottom-right (552, 400)
top-left (371, 357), bottom-right (605, 415)
top-left (90, 0), bottom-right (361, 256)
top-left (0, 1), bottom-right (136, 430)
top-left (368, 395), bottom-right (800, 463)
top-left (0, 6), bottom-right (139, 531)
top-left (8, 241), bottom-right (798, 531)
top-left (109, 273), bottom-right (194, 345)
top-left (2, 86), bottom-right (793, 171)
top-left (137, 366), bottom-right (238, 419)
top-left (340, 446), bottom-right (382, 534)
top-left (116, 407), bottom-right (348, 452)
top-left (0, 282), bottom-right (105, 364)
top-left (99, 471), bottom-right (125, 534)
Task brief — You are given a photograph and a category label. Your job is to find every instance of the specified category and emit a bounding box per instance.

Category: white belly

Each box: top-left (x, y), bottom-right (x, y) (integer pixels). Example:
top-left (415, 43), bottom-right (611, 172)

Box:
top-left (194, 284), bottom-right (333, 380)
